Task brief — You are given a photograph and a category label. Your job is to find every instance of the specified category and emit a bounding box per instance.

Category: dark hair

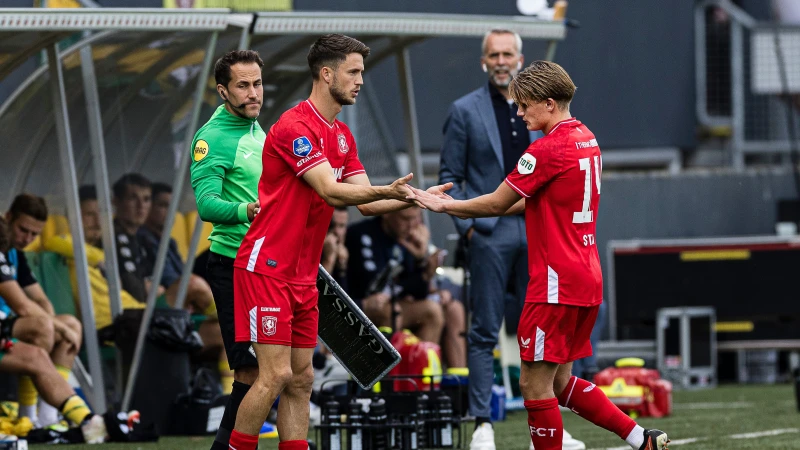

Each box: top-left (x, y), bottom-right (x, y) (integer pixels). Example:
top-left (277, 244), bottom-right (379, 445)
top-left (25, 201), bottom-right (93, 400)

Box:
top-left (8, 193), bottom-right (48, 222)
top-left (151, 182), bottom-right (172, 199)
top-left (78, 185), bottom-right (97, 203)
top-left (0, 217), bottom-right (9, 253)
top-left (307, 34), bottom-right (370, 80)
top-left (113, 173), bottom-right (151, 200)
top-left (214, 50), bottom-right (264, 87)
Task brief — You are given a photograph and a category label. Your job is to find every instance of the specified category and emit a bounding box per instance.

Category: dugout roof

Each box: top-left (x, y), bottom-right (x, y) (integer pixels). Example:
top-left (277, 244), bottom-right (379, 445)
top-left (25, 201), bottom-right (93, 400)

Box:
top-left (0, 7), bottom-right (566, 414)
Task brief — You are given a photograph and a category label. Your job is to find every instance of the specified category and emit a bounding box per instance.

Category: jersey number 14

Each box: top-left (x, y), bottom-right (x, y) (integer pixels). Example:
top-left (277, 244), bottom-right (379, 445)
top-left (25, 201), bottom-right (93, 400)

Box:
top-left (572, 156), bottom-right (601, 224)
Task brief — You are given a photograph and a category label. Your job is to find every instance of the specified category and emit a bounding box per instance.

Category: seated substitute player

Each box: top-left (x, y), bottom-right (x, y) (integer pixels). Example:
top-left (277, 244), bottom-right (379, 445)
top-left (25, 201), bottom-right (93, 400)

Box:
top-left (227, 34), bottom-right (452, 450)
top-left (345, 207), bottom-right (467, 369)
top-left (409, 61), bottom-right (669, 450)
top-left (3, 195), bottom-right (83, 427)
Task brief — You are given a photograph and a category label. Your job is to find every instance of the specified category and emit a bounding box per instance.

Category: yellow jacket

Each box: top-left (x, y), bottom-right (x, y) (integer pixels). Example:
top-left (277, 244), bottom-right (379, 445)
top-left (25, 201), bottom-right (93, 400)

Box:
top-left (43, 234), bottom-right (144, 330)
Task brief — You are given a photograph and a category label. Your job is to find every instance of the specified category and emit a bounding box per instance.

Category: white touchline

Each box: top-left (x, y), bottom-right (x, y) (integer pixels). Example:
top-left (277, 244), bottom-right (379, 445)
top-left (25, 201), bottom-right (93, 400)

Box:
top-left (730, 428), bottom-right (799, 439)
top-left (587, 438), bottom-right (703, 450)
top-left (673, 401), bottom-right (753, 410)
top-left (586, 428), bottom-right (800, 449)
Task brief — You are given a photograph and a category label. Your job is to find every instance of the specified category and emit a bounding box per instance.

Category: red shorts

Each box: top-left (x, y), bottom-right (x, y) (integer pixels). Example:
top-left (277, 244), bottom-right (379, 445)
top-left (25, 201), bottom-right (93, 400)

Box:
top-left (517, 303), bottom-right (600, 364)
top-left (233, 268), bottom-right (318, 348)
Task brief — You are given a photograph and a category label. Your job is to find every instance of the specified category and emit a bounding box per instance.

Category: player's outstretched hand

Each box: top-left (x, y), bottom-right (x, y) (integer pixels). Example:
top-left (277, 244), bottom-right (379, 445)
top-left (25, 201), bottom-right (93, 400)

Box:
top-left (387, 173), bottom-right (415, 201)
top-left (426, 182), bottom-right (454, 199)
top-left (407, 187), bottom-right (448, 213)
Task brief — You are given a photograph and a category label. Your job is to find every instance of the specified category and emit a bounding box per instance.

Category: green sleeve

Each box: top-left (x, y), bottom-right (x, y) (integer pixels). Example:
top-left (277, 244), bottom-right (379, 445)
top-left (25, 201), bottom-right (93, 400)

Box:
top-left (190, 133), bottom-right (250, 225)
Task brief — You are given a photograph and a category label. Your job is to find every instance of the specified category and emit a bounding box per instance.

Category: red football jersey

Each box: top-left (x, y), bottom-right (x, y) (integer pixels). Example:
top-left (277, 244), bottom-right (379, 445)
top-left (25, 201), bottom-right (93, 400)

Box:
top-left (234, 100), bottom-right (365, 284)
top-left (504, 118), bottom-right (603, 307)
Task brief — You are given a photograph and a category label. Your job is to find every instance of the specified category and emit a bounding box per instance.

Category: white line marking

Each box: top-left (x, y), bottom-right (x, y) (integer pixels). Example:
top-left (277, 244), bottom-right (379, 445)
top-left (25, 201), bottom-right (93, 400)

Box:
top-left (673, 401), bottom-right (753, 410)
top-left (730, 428), bottom-right (799, 439)
top-left (587, 438), bottom-right (703, 450)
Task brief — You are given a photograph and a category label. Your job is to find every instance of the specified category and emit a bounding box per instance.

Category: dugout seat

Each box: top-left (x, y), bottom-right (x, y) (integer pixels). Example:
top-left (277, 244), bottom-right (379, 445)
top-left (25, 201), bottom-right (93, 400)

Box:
top-left (40, 214), bottom-right (69, 247)
top-left (184, 211), bottom-right (213, 256)
top-left (170, 211), bottom-right (188, 259)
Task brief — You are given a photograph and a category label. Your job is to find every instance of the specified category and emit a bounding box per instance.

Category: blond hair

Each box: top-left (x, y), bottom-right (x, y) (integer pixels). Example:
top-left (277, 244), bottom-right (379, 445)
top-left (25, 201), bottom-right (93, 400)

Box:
top-left (509, 60), bottom-right (576, 111)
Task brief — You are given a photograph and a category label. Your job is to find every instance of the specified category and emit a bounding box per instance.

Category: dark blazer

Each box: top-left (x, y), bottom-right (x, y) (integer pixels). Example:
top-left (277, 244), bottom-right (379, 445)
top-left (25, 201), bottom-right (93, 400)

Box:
top-left (438, 85), bottom-right (542, 236)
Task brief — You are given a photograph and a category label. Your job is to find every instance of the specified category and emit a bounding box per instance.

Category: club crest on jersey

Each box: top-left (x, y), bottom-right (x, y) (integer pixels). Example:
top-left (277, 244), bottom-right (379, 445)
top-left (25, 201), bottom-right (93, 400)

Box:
top-left (262, 316), bottom-right (277, 336)
top-left (337, 133), bottom-right (349, 154)
top-left (293, 136), bottom-right (313, 157)
top-left (518, 153), bottom-right (536, 175)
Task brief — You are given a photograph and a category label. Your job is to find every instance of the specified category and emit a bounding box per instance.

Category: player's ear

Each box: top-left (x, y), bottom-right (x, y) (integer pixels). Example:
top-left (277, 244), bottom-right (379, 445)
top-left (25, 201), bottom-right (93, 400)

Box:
top-left (217, 84), bottom-right (226, 100)
top-left (321, 66), bottom-right (332, 84)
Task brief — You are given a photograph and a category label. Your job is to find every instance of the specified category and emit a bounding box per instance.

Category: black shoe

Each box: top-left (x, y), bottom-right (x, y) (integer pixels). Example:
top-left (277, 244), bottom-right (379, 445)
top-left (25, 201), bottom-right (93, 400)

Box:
top-left (638, 429), bottom-right (669, 450)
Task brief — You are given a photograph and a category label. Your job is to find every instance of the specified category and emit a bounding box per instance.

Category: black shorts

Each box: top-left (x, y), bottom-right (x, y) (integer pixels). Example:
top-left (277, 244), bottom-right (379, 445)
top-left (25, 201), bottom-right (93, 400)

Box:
top-left (207, 252), bottom-right (257, 370)
top-left (0, 316), bottom-right (16, 342)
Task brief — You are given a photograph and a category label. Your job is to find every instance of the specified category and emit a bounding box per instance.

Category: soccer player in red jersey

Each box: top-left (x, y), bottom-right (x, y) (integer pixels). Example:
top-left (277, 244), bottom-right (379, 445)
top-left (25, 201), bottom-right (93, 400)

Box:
top-left (227, 34), bottom-right (451, 450)
top-left (411, 61), bottom-right (669, 450)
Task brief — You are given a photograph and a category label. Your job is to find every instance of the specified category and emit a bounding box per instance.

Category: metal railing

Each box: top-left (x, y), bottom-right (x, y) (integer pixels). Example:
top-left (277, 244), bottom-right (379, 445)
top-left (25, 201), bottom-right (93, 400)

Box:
top-left (696, 0), bottom-right (800, 170)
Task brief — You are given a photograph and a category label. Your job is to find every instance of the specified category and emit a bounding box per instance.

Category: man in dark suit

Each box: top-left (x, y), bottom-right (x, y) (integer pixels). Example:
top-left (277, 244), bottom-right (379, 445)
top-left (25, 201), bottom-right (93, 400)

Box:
top-left (438, 29), bottom-right (584, 450)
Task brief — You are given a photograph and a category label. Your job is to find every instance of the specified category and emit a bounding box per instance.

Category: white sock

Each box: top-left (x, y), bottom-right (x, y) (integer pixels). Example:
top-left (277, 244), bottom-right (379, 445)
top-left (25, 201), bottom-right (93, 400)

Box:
top-left (19, 404), bottom-right (38, 422)
top-left (625, 425), bottom-right (645, 449)
top-left (38, 398), bottom-right (60, 427)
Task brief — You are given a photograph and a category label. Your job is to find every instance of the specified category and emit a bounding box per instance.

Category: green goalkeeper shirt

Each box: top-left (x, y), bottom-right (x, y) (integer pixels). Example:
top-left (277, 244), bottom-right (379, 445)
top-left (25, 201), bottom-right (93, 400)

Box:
top-left (190, 104), bottom-right (265, 259)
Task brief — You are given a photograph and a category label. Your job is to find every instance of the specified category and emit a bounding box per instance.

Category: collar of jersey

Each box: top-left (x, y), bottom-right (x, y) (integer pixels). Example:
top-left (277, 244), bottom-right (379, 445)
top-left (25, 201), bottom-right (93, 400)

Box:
top-left (547, 117), bottom-right (579, 135)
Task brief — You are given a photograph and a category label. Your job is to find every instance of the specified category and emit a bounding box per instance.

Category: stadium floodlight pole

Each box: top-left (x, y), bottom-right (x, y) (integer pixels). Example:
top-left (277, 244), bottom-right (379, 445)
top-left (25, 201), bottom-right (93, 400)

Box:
top-left (173, 215), bottom-right (204, 310)
top-left (47, 43), bottom-right (107, 414)
top-left (79, 43), bottom-right (124, 321)
top-left (396, 47), bottom-right (428, 227)
top-left (122, 31), bottom-right (219, 412)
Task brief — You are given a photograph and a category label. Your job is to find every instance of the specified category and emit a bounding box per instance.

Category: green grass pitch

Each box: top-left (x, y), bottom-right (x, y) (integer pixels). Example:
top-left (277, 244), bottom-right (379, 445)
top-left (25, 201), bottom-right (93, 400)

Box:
top-left (32, 384), bottom-right (799, 449)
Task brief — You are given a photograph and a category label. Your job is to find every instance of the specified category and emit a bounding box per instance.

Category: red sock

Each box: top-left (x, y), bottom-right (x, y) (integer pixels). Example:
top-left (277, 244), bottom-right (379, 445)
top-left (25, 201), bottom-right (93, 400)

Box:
top-left (524, 398), bottom-right (562, 450)
top-left (228, 429), bottom-right (258, 450)
top-left (557, 376), bottom-right (637, 439)
top-left (278, 440), bottom-right (309, 450)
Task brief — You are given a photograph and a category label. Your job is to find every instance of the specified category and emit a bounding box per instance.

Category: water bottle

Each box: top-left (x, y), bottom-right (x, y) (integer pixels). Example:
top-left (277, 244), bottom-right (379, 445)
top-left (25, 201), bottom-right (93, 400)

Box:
top-left (347, 398), bottom-right (363, 450)
top-left (402, 410), bottom-right (418, 450)
top-left (436, 394), bottom-right (453, 448)
top-left (322, 399), bottom-right (342, 450)
top-left (368, 398), bottom-right (389, 450)
top-left (416, 394), bottom-right (430, 448)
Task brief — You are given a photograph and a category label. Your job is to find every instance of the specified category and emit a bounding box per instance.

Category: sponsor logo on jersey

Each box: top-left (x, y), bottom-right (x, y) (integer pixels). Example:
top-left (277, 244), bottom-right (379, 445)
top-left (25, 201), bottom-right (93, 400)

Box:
top-left (296, 151), bottom-right (322, 167)
top-left (583, 383), bottom-right (596, 393)
top-left (293, 136), bottom-right (313, 157)
top-left (333, 166), bottom-right (345, 180)
top-left (337, 133), bottom-right (349, 154)
top-left (575, 138), bottom-right (598, 149)
top-left (260, 307), bottom-right (280, 312)
top-left (518, 153), bottom-right (536, 175)
top-left (194, 139), bottom-right (209, 162)
top-left (267, 258), bottom-right (278, 268)
top-left (262, 316), bottom-right (277, 336)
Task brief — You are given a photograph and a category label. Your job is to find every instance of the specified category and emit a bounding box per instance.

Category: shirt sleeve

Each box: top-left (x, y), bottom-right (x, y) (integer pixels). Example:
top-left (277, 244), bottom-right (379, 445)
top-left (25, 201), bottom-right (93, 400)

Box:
top-left (190, 131), bottom-right (251, 225)
top-left (504, 139), bottom-right (563, 198)
top-left (42, 234), bottom-right (105, 267)
top-left (272, 121), bottom-right (327, 177)
top-left (342, 132), bottom-right (366, 180)
top-left (15, 252), bottom-right (36, 288)
top-left (0, 251), bottom-right (15, 284)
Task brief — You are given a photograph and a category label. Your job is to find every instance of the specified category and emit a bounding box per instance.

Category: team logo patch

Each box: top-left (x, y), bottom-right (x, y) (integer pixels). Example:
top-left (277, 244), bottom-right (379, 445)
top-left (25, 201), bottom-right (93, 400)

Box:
top-left (518, 153), bottom-right (536, 175)
top-left (262, 316), bottom-right (277, 336)
top-left (520, 337), bottom-right (531, 349)
top-left (337, 133), bottom-right (349, 154)
top-left (194, 139), bottom-right (209, 162)
top-left (293, 136), bottom-right (313, 157)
